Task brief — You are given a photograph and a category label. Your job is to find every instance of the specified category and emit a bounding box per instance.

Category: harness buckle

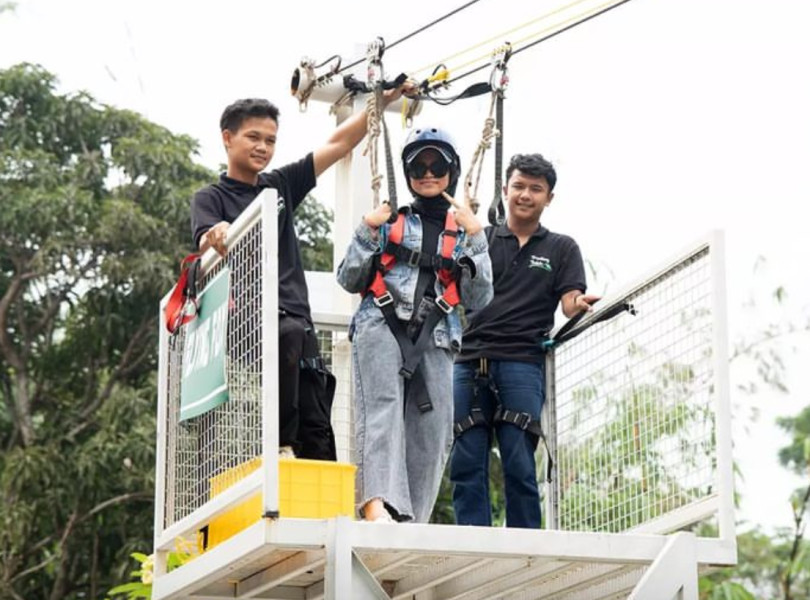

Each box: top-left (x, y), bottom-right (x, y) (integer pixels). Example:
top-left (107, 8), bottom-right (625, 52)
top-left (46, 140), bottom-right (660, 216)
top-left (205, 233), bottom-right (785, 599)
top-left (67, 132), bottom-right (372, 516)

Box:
top-left (374, 291), bottom-right (394, 308)
top-left (514, 411), bottom-right (532, 431)
top-left (435, 295), bottom-right (454, 314)
top-left (399, 366), bottom-right (414, 380)
top-left (453, 415), bottom-right (475, 436)
top-left (408, 249), bottom-right (422, 267)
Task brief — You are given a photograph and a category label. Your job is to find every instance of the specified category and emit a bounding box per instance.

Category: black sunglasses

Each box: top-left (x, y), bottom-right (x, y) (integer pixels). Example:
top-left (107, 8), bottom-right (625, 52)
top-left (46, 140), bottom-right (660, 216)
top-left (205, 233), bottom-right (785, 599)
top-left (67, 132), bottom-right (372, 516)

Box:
top-left (407, 160), bottom-right (451, 179)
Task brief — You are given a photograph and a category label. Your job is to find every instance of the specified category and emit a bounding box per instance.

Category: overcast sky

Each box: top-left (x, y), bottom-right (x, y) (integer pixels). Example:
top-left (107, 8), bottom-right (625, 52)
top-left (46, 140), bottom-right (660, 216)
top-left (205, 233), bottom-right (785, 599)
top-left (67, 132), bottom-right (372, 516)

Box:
top-left (2, 0), bottom-right (809, 534)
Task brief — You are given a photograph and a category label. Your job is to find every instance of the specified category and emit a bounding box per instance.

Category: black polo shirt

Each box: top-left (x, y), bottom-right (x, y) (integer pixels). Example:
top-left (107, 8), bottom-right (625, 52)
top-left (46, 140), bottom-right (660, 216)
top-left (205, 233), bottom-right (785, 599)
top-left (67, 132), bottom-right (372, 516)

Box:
top-left (458, 223), bottom-right (587, 363)
top-left (190, 153), bottom-right (316, 321)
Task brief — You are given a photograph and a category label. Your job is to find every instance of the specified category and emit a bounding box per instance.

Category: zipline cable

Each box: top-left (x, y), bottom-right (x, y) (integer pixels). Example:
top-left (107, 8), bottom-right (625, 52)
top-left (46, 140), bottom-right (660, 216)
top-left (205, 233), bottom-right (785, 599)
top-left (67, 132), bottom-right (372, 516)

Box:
top-left (428, 0), bottom-right (634, 92)
top-left (334, 0), bottom-right (484, 76)
top-left (409, 0), bottom-right (593, 78)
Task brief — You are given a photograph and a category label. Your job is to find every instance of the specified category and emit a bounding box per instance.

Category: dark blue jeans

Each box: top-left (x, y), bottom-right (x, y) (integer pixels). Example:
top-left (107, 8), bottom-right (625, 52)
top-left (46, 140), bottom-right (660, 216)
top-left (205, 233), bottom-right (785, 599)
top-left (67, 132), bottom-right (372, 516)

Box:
top-left (450, 360), bottom-right (545, 528)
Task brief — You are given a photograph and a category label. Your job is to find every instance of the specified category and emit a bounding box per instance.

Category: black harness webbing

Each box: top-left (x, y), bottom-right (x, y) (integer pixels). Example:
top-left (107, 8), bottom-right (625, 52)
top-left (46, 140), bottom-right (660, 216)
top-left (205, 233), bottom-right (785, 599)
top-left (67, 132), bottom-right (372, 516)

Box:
top-left (367, 213), bottom-right (462, 413)
top-left (488, 92), bottom-right (506, 226)
top-left (452, 357), bottom-right (553, 482)
top-left (543, 301), bottom-right (637, 351)
top-left (382, 240), bottom-right (459, 273)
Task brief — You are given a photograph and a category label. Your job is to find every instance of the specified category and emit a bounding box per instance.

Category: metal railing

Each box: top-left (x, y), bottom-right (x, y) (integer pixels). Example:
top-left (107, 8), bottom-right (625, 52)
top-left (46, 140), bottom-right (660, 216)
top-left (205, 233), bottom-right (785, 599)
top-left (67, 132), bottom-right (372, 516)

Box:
top-left (155, 198), bottom-right (732, 557)
top-left (545, 231), bottom-right (733, 544)
top-left (154, 190), bottom-right (279, 553)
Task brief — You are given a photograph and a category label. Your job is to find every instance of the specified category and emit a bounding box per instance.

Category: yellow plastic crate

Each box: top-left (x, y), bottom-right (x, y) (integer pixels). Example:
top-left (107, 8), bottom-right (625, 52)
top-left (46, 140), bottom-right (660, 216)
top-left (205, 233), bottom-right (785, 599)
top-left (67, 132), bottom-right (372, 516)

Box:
top-left (204, 458), bottom-right (355, 550)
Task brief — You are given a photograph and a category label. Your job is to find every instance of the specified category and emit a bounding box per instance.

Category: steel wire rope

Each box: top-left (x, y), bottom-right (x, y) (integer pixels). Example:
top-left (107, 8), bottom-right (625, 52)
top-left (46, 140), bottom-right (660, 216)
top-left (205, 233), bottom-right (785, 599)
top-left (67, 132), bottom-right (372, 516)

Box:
top-left (408, 0), bottom-right (594, 78)
top-left (434, 0), bottom-right (636, 91)
top-left (332, 0), bottom-right (484, 76)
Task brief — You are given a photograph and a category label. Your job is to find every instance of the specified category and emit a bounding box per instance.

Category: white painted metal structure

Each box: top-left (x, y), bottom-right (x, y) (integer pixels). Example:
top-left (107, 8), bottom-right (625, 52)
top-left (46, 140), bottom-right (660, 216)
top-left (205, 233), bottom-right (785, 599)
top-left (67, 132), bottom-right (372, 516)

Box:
top-left (153, 93), bottom-right (736, 598)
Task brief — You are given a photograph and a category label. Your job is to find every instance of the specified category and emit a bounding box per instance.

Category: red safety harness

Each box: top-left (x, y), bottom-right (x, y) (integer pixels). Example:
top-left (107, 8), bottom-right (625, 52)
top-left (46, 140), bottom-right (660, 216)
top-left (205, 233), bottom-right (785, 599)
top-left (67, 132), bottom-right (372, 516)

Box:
top-left (365, 212), bottom-right (463, 412)
top-left (164, 253), bottom-right (202, 334)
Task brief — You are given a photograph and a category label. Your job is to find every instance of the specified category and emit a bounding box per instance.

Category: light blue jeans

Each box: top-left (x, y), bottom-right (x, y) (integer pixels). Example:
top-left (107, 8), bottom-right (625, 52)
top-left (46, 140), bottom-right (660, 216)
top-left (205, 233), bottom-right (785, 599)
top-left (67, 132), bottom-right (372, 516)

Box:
top-left (351, 306), bottom-right (454, 523)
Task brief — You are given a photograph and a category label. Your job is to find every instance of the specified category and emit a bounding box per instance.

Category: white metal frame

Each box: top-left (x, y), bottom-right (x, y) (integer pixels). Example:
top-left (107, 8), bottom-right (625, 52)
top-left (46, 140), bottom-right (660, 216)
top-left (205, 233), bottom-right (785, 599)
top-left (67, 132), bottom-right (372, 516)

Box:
top-left (153, 217), bottom-right (736, 600)
top-left (544, 230), bottom-right (735, 553)
top-left (152, 517), bottom-right (732, 599)
top-left (153, 189), bottom-right (280, 569)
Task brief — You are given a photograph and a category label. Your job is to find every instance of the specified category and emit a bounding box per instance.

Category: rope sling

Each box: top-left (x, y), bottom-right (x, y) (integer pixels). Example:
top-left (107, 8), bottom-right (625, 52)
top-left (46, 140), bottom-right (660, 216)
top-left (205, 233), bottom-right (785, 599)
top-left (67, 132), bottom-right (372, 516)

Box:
top-left (463, 44), bottom-right (511, 224)
top-left (361, 38), bottom-right (400, 216)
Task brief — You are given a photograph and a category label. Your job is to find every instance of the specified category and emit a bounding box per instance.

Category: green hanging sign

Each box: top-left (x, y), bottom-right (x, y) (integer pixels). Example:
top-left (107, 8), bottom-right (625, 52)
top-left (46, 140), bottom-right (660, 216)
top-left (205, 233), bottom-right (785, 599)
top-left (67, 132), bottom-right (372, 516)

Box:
top-left (180, 268), bottom-right (229, 421)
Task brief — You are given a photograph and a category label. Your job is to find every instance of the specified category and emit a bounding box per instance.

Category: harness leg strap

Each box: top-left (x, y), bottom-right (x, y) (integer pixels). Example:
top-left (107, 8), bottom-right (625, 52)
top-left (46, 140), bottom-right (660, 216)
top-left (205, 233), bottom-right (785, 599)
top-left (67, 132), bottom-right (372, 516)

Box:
top-left (493, 406), bottom-right (554, 482)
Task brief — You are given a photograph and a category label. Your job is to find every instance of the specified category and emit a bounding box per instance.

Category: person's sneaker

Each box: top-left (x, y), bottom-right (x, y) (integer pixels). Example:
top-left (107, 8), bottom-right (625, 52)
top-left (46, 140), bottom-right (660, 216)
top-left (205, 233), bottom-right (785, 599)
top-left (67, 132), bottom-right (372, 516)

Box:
top-left (278, 446), bottom-right (296, 459)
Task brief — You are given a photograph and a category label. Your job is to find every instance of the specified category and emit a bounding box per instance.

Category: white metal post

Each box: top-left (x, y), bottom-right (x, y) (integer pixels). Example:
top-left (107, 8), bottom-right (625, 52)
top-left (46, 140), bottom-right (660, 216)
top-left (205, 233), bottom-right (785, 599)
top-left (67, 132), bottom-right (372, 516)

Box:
top-left (710, 230), bottom-right (736, 554)
top-left (261, 188), bottom-right (280, 517)
top-left (329, 51), bottom-right (380, 464)
top-left (324, 517), bottom-right (353, 599)
top-left (331, 99), bottom-right (377, 316)
top-left (629, 532), bottom-right (698, 600)
top-left (153, 317), bottom-right (169, 576)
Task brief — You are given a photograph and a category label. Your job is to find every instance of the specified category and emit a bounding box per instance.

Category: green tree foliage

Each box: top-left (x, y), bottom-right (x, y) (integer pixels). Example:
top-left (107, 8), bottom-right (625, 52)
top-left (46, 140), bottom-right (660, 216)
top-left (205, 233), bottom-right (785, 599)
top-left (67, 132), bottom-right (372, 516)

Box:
top-left (777, 408), bottom-right (810, 600)
top-left (0, 63), bottom-right (213, 599)
top-left (777, 407), bottom-right (810, 477)
top-left (296, 194), bottom-right (333, 272)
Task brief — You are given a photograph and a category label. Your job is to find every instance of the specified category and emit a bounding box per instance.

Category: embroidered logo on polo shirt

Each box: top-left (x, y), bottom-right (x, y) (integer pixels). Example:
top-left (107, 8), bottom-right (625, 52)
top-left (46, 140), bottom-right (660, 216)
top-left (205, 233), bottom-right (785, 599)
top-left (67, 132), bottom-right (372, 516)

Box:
top-left (277, 196), bottom-right (285, 214)
top-left (529, 255), bottom-right (552, 272)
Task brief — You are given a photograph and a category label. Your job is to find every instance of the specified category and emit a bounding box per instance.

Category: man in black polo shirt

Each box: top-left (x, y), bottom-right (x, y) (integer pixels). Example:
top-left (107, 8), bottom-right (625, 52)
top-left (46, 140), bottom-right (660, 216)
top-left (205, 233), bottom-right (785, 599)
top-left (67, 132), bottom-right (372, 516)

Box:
top-left (450, 153), bottom-right (599, 528)
top-left (190, 91), bottom-right (406, 460)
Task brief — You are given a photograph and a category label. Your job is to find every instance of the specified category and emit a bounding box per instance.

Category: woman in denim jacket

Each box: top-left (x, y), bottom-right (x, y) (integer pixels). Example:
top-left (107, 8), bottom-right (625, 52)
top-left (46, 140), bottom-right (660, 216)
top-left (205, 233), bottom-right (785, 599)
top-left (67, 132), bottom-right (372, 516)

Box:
top-left (337, 127), bottom-right (493, 523)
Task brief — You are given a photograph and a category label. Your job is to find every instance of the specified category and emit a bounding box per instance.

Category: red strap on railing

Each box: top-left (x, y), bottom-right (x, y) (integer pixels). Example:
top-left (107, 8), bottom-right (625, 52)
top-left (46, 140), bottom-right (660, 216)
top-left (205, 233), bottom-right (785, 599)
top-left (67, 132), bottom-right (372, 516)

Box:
top-left (164, 253), bottom-right (201, 334)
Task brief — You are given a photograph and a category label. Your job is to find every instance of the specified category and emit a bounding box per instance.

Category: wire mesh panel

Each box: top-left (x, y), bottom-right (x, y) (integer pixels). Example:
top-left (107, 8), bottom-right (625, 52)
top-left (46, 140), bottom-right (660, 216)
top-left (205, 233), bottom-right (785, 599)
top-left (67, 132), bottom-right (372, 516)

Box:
top-left (550, 242), bottom-right (720, 534)
top-left (162, 218), bottom-right (264, 529)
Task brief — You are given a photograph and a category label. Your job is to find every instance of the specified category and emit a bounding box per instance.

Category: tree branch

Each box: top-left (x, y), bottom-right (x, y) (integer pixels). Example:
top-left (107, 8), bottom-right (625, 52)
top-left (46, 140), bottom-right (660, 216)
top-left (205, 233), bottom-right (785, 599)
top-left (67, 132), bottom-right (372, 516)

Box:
top-left (80, 491), bottom-right (153, 522)
top-left (782, 482), bottom-right (810, 600)
top-left (67, 318), bottom-right (153, 440)
top-left (48, 510), bottom-right (78, 600)
top-left (0, 271), bottom-right (31, 370)
top-left (24, 491), bottom-right (152, 561)
top-left (32, 258), bottom-right (97, 338)
top-left (730, 325), bottom-right (810, 364)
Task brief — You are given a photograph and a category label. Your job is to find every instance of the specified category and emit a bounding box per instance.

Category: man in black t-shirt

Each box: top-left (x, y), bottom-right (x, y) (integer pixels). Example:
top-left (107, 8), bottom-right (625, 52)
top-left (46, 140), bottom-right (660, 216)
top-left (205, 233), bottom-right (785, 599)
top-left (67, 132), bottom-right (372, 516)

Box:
top-left (190, 92), bottom-right (406, 460)
top-left (450, 153), bottom-right (600, 528)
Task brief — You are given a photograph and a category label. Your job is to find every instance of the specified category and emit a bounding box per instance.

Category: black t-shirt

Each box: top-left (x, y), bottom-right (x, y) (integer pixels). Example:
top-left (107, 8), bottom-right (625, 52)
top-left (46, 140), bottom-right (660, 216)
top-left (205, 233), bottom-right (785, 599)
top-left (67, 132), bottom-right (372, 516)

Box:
top-left (190, 154), bottom-right (316, 321)
top-left (458, 223), bottom-right (587, 363)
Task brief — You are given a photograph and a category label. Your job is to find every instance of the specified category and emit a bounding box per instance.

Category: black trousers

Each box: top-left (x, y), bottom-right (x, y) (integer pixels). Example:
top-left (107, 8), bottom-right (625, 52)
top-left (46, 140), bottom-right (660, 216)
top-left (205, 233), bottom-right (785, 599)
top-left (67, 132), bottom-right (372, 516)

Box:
top-left (278, 312), bottom-right (337, 460)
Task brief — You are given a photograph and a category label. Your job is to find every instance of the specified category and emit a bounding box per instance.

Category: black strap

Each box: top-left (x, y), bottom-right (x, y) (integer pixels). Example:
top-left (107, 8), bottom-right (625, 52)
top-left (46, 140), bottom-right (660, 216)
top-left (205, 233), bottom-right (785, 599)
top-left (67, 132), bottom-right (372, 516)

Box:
top-left (299, 356), bottom-right (327, 373)
top-left (400, 306), bottom-right (444, 380)
top-left (383, 241), bottom-right (459, 272)
top-left (453, 407), bottom-right (489, 437)
top-left (452, 360), bottom-right (554, 482)
top-left (422, 81), bottom-right (492, 105)
top-left (488, 92), bottom-right (505, 226)
top-left (452, 359), bottom-right (495, 437)
top-left (545, 301), bottom-right (637, 350)
top-left (186, 257), bottom-right (201, 300)
top-left (342, 72), bottom-right (409, 94)
top-left (493, 406), bottom-right (543, 437)
top-left (374, 295), bottom-right (448, 413)
top-left (493, 406), bottom-right (553, 482)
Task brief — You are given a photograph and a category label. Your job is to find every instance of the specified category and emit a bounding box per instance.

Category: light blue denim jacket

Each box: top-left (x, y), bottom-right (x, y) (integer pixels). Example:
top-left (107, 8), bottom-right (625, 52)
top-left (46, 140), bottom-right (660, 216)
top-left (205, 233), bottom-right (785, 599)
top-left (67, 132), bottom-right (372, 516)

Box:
top-left (337, 210), bottom-right (493, 352)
